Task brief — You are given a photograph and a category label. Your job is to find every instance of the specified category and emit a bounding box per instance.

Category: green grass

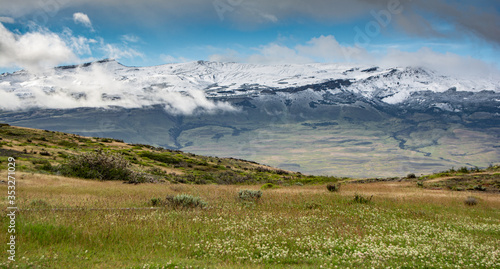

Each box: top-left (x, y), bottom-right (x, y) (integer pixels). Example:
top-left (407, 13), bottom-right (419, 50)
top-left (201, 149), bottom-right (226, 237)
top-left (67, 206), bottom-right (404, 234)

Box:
top-left (1, 181), bottom-right (499, 268)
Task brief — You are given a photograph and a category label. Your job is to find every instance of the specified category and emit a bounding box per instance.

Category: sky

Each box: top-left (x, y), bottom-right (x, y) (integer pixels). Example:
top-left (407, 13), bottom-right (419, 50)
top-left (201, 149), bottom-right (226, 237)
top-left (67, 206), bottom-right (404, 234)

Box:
top-left (1, 0), bottom-right (500, 78)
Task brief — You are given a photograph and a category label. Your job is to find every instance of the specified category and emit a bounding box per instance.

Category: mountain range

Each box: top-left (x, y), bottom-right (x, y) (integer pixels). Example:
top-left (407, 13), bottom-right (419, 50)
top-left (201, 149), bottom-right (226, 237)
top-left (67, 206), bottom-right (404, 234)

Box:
top-left (1, 59), bottom-right (499, 177)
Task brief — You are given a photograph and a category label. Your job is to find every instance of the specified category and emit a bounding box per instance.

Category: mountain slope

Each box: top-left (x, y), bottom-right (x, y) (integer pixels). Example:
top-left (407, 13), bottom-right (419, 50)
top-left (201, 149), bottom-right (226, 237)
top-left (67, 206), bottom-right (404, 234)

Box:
top-left (1, 59), bottom-right (499, 112)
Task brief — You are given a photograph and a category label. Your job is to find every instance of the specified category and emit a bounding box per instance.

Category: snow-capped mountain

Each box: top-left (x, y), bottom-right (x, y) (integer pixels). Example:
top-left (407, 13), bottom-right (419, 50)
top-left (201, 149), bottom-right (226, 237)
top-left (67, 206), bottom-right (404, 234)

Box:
top-left (1, 59), bottom-right (499, 177)
top-left (1, 59), bottom-right (499, 114)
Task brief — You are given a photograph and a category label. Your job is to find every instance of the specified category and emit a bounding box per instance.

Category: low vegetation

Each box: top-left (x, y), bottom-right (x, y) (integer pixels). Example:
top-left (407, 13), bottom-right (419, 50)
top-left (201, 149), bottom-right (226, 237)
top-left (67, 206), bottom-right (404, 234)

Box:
top-left (416, 165), bottom-right (500, 192)
top-left (238, 189), bottom-right (263, 201)
top-left (326, 183), bottom-right (340, 192)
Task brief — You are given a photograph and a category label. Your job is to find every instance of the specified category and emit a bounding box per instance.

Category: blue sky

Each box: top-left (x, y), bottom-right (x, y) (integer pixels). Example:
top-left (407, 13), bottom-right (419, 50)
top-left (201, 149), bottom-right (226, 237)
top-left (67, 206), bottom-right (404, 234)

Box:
top-left (1, 0), bottom-right (499, 77)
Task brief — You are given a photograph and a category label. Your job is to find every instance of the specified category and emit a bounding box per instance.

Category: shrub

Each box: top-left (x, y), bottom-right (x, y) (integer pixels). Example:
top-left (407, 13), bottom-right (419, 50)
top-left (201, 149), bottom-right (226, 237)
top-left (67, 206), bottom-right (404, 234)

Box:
top-left (261, 183), bottom-right (279, 190)
top-left (473, 185), bottom-right (486, 191)
top-left (165, 194), bottom-right (207, 209)
top-left (458, 166), bottom-right (470, 173)
top-left (326, 183), bottom-right (340, 192)
top-left (295, 182), bottom-right (304, 186)
top-left (256, 166), bottom-right (272, 173)
top-left (150, 198), bottom-right (162, 206)
top-left (275, 169), bottom-right (289, 175)
top-left (407, 173), bottom-right (417, 179)
top-left (57, 140), bottom-right (79, 148)
top-left (417, 181), bottom-right (424, 188)
top-left (238, 190), bottom-right (262, 201)
top-left (59, 150), bottom-right (132, 181)
top-left (39, 150), bottom-right (51, 156)
top-left (128, 172), bottom-right (159, 184)
top-left (352, 193), bottom-right (373, 204)
top-left (464, 196), bottom-right (478, 206)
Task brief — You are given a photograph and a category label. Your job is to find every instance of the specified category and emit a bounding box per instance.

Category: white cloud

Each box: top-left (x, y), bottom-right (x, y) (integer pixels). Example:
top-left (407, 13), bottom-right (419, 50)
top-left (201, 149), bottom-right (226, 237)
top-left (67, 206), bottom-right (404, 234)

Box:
top-left (121, 34), bottom-right (140, 43)
top-left (296, 35), bottom-right (370, 63)
top-left (0, 17), bottom-right (15, 24)
top-left (0, 90), bottom-right (22, 110)
top-left (73, 12), bottom-right (93, 31)
top-left (101, 42), bottom-right (144, 60)
top-left (0, 23), bottom-right (77, 71)
top-left (208, 49), bottom-right (242, 62)
top-left (62, 28), bottom-right (97, 55)
top-left (0, 64), bottom-right (237, 115)
top-left (380, 47), bottom-right (500, 79)
top-left (208, 35), bottom-right (500, 79)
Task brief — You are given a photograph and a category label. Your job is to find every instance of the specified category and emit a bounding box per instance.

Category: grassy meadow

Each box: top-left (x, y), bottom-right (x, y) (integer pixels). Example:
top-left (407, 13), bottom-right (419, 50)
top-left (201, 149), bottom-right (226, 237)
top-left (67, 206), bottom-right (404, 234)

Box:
top-left (1, 173), bottom-right (499, 268)
top-left (0, 124), bottom-right (499, 268)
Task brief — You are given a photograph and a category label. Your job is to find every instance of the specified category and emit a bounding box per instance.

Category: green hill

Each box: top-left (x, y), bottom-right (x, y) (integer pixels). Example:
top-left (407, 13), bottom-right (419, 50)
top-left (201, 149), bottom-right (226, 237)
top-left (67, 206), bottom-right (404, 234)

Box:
top-left (0, 124), bottom-right (341, 185)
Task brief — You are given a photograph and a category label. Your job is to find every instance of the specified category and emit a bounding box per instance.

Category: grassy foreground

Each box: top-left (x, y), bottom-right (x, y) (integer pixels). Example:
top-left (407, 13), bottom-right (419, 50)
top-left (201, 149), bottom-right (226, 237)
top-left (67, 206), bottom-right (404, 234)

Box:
top-left (0, 124), bottom-right (499, 268)
top-left (1, 173), bottom-right (499, 268)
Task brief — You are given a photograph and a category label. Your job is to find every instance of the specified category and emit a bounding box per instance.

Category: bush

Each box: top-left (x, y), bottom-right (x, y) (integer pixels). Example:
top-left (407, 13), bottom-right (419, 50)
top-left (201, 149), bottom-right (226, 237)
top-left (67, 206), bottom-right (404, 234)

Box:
top-left (464, 196), bottom-right (478, 206)
top-left (473, 185), bottom-right (486, 191)
top-left (417, 181), bottom-right (424, 188)
top-left (165, 194), bottom-right (207, 209)
top-left (458, 166), bottom-right (470, 173)
top-left (261, 183), bottom-right (279, 190)
top-left (352, 193), bottom-right (373, 204)
top-left (407, 173), bottom-right (417, 179)
top-left (150, 198), bottom-right (162, 206)
top-left (59, 150), bottom-right (132, 181)
top-left (326, 183), bottom-right (340, 192)
top-left (238, 190), bottom-right (262, 201)
top-left (294, 182), bottom-right (304, 186)
top-left (39, 150), bottom-right (51, 156)
top-left (57, 140), bottom-right (79, 148)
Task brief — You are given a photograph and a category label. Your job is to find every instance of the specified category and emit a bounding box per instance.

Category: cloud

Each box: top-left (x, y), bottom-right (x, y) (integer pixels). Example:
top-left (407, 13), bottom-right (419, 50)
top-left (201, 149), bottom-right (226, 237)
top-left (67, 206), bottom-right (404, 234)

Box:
top-left (100, 42), bottom-right (143, 60)
top-left (296, 35), bottom-right (370, 63)
top-left (0, 17), bottom-right (144, 71)
top-left (0, 23), bottom-right (77, 71)
top-left (1, 1), bottom-right (499, 46)
top-left (121, 34), bottom-right (140, 43)
top-left (208, 49), bottom-right (242, 63)
top-left (209, 35), bottom-right (500, 79)
top-left (62, 28), bottom-right (97, 55)
top-left (0, 63), bottom-right (237, 115)
top-left (73, 12), bottom-right (93, 30)
top-left (380, 47), bottom-right (500, 79)
top-left (0, 17), bottom-right (15, 24)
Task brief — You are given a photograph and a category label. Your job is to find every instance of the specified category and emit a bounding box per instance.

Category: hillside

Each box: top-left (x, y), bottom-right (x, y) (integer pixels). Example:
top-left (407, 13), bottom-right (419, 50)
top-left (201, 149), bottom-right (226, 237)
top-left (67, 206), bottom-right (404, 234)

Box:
top-left (0, 124), bottom-right (340, 184)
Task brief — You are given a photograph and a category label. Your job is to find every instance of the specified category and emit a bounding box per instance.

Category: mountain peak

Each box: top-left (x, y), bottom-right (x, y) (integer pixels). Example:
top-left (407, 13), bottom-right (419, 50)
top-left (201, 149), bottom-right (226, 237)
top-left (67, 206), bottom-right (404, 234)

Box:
top-left (55, 58), bottom-right (122, 71)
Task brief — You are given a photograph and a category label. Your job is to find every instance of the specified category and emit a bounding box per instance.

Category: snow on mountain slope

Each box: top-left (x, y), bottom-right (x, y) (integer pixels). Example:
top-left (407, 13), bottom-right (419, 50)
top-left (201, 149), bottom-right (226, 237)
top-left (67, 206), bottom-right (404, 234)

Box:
top-left (0, 59), bottom-right (499, 113)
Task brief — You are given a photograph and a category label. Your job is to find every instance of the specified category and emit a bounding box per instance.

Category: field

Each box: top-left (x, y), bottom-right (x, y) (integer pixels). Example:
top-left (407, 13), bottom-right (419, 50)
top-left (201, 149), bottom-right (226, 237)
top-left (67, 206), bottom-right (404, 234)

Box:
top-left (0, 172), bottom-right (499, 268)
top-left (0, 125), bottom-right (499, 268)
